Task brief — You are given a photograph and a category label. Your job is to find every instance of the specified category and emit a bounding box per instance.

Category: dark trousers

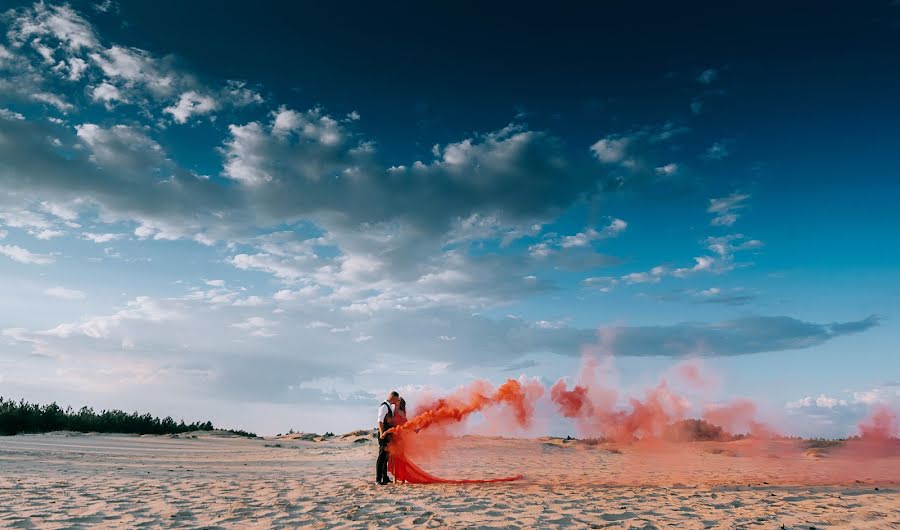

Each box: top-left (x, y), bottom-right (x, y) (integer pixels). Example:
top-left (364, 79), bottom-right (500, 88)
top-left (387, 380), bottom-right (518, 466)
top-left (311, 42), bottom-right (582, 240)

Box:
top-left (376, 435), bottom-right (391, 482)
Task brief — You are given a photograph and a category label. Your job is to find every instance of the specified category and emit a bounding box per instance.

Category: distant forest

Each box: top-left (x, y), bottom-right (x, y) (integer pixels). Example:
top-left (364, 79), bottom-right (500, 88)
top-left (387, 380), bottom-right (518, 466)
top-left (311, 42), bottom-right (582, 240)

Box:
top-left (0, 397), bottom-right (256, 437)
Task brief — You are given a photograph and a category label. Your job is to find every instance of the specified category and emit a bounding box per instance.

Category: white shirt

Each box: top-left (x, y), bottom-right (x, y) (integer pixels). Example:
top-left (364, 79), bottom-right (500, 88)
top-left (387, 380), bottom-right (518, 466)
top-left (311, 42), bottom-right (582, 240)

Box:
top-left (377, 402), bottom-right (394, 425)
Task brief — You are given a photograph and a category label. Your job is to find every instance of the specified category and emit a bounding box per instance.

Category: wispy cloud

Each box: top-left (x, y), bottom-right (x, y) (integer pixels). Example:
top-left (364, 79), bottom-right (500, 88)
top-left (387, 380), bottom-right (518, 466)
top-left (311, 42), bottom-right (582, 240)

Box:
top-left (44, 286), bottom-right (86, 300)
top-left (0, 244), bottom-right (55, 264)
top-left (708, 192), bottom-right (750, 226)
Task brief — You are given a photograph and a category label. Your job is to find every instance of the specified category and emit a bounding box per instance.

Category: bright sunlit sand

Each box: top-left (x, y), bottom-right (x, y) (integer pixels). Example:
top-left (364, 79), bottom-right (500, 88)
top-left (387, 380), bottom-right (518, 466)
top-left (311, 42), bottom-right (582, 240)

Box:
top-left (1, 432), bottom-right (897, 529)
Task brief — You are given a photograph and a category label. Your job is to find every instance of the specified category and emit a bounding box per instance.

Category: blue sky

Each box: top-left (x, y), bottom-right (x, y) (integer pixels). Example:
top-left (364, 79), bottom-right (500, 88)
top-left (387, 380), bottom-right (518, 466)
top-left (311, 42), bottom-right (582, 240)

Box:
top-left (0, 1), bottom-right (898, 436)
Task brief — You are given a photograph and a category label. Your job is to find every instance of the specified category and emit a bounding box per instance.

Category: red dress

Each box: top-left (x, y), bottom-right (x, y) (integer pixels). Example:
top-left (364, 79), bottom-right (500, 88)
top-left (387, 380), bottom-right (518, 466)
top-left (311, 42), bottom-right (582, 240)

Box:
top-left (387, 410), bottom-right (523, 484)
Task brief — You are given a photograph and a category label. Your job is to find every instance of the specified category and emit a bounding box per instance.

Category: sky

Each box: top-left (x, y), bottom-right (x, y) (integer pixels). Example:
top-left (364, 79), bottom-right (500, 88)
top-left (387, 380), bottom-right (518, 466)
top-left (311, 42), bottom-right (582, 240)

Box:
top-left (0, 1), bottom-right (898, 437)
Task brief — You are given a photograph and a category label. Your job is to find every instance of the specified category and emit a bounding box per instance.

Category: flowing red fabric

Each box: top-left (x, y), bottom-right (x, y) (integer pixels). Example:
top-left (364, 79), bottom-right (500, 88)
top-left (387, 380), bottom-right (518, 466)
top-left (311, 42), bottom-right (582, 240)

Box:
top-left (387, 410), bottom-right (523, 484)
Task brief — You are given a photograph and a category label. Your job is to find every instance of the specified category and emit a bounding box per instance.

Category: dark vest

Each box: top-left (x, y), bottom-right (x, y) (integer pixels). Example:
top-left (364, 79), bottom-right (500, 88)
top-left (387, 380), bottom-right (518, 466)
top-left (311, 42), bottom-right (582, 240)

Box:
top-left (381, 401), bottom-right (393, 427)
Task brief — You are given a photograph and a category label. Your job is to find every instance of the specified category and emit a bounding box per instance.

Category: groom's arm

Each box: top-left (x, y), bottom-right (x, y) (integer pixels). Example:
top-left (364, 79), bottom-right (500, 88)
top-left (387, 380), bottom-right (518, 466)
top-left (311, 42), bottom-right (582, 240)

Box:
top-left (377, 404), bottom-right (387, 438)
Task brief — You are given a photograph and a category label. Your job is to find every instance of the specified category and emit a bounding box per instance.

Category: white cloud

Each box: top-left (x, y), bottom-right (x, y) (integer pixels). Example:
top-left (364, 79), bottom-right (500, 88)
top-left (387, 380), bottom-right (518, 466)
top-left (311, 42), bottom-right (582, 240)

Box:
top-left (91, 82), bottom-right (124, 107)
top-left (0, 208), bottom-right (54, 230)
top-left (560, 218), bottom-right (627, 249)
top-left (41, 296), bottom-right (179, 339)
top-left (40, 201), bottom-right (82, 221)
top-left (164, 91), bottom-right (218, 124)
top-left (590, 136), bottom-right (630, 163)
top-left (654, 163), bottom-right (678, 176)
top-left (0, 108), bottom-right (25, 120)
top-left (224, 80), bottom-right (263, 106)
top-left (708, 192), bottom-right (750, 226)
top-left (0, 244), bottom-right (55, 265)
top-left (233, 295), bottom-right (265, 307)
top-left (82, 232), bottom-right (123, 243)
top-left (31, 92), bottom-right (74, 112)
top-left (705, 234), bottom-right (762, 258)
top-left (34, 229), bottom-right (64, 239)
top-left (581, 276), bottom-right (619, 292)
top-left (7, 4), bottom-right (100, 52)
top-left (531, 218), bottom-right (627, 260)
top-left (44, 286), bottom-right (86, 300)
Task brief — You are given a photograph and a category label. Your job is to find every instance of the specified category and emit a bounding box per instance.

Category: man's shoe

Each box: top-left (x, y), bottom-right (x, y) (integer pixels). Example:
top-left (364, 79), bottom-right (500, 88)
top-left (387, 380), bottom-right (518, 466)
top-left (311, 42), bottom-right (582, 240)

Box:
top-left (380, 478), bottom-right (393, 484)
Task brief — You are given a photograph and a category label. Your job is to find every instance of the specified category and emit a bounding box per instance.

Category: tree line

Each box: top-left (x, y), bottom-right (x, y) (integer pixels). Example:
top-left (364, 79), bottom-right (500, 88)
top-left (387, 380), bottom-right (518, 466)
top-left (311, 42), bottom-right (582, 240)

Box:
top-left (0, 397), bottom-right (255, 437)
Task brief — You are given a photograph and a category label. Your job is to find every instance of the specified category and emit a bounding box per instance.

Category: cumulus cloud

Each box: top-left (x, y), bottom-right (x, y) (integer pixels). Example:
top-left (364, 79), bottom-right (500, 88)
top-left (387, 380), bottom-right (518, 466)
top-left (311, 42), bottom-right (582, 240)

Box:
top-left (784, 383), bottom-right (900, 437)
top-left (590, 136), bottom-right (631, 164)
top-left (164, 91), bottom-right (218, 123)
top-left (90, 81), bottom-right (123, 107)
top-left (0, 116), bottom-right (240, 242)
top-left (1, 2), bottom-right (265, 124)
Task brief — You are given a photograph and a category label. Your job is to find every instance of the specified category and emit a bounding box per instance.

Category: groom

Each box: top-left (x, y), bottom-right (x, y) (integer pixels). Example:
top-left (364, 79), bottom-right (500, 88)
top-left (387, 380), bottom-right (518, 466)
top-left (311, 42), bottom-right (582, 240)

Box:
top-left (376, 391), bottom-right (400, 485)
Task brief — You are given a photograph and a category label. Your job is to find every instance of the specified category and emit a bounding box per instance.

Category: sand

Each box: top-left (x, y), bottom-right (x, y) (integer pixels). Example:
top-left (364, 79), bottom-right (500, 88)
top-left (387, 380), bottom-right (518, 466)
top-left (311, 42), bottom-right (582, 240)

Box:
top-left (0, 432), bottom-right (897, 529)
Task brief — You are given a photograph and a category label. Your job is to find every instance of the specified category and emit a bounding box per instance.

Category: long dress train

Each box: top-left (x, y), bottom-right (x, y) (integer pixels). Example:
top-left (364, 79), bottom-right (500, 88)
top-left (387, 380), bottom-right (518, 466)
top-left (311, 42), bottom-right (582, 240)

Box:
top-left (387, 412), bottom-right (522, 484)
top-left (389, 450), bottom-right (522, 484)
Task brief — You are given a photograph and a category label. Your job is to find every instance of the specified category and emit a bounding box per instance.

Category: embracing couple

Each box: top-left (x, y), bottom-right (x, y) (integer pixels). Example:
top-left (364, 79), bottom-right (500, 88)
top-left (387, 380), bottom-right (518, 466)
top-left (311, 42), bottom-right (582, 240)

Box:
top-left (375, 390), bottom-right (406, 485)
top-left (374, 391), bottom-right (524, 485)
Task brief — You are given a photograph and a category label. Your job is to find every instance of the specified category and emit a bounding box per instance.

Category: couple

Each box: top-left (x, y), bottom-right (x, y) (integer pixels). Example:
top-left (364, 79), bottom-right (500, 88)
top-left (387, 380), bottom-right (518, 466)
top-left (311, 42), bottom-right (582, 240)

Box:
top-left (375, 391), bottom-right (524, 485)
top-left (375, 390), bottom-right (410, 485)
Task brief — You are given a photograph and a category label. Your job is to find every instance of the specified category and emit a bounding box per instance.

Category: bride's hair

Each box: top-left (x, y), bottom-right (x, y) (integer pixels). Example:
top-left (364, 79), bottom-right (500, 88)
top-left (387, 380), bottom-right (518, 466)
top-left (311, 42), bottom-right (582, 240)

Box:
top-left (398, 398), bottom-right (406, 413)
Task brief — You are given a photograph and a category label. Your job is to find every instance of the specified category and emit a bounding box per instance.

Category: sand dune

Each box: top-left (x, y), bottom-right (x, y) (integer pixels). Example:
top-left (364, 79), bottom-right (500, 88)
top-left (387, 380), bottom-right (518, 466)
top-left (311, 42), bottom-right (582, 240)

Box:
top-left (0, 433), bottom-right (897, 529)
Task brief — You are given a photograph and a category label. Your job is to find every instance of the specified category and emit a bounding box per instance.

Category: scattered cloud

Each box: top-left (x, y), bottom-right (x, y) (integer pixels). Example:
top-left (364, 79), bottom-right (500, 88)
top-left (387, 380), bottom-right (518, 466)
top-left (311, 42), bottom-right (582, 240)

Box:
top-left (44, 286), bottom-right (86, 300)
top-left (708, 192), bottom-right (750, 226)
top-left (0, 244), bottom-right (55, 264)
top-left (702, 140), bottom-right (731, 160)
top-left (654, 163), bottom-right (678, 176)
top-left (590, 136), bottom-right (631, 164)
top-left (82, 232), bottom-right (123, 243)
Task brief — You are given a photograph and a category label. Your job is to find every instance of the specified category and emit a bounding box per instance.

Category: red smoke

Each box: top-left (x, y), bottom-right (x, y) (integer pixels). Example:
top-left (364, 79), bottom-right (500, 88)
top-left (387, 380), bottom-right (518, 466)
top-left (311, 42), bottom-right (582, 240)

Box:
top-left (550, 380), bottom-right (591, 418)
top-left (551, 378), bottom-right (692, 441)
top-left (388, 378), bottom-right (543, 437)
top-left (858, 405), bottom-right (898, 440)
top-left (703, 399), bottom-right (771, 438)
top-left (383, 358), bottom-right (899, 486)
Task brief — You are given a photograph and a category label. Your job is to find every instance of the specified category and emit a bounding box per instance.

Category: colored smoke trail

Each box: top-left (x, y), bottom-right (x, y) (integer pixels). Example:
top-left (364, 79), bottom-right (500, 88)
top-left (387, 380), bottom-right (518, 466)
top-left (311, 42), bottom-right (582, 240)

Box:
top-left (388, 378), bottom-right (544, 437)
top-left (383, 356), bottom-right (898, 486)
top-left (384, 378), bottom-right (542, 484)
top-left (395, 356), bottom-right (897, 449)
top-left (548, 356), bottom-right (753, 442)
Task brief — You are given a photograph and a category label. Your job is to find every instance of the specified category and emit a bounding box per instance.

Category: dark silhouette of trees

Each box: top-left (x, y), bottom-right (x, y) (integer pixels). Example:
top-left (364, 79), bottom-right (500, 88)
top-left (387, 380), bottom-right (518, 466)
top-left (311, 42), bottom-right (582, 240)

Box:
top-left (0, 397), bottom-right (255, 437)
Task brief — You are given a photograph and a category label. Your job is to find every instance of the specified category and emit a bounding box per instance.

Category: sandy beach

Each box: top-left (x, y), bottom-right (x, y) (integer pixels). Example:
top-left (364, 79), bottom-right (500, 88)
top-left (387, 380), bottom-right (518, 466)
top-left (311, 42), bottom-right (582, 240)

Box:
top-left (0, 432), bottom-right (897, 529)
